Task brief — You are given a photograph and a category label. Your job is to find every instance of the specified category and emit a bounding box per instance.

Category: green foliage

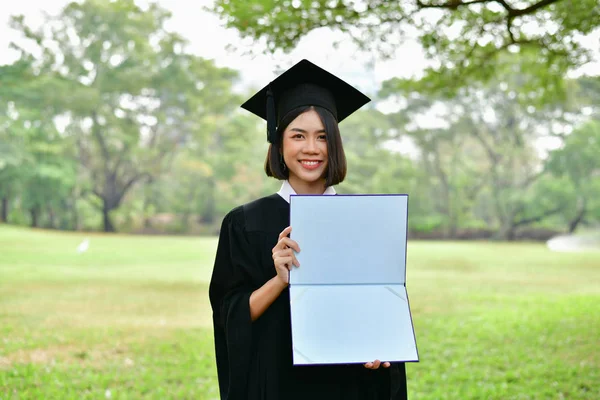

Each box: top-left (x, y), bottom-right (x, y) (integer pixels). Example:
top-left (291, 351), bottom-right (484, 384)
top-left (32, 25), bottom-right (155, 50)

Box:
top-left (4, 0), bottom-right (241, 231)
top-left (0, 77), bottom-right (77, 227)
top-left (547, 120), bottom-right (600, 185)
top-left (339, 109), bottom-right (416, 192)
top-left (379, 56), bottom-right (600, 238)
top-left (544, 120), bottom-right (600, 229)
top-left (2, 1), bottom-right (599, 237)
top-left (213, 0), bottom-right (600, 104)
top-left (1, 226), bottom-right (599, 398)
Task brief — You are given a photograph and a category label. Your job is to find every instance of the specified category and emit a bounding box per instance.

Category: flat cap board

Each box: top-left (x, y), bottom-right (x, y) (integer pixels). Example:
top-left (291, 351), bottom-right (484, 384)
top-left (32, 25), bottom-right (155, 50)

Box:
top-left (241, 59), bottom-right (371, 123)
top-left (289, 195), bottom-right (418, 365)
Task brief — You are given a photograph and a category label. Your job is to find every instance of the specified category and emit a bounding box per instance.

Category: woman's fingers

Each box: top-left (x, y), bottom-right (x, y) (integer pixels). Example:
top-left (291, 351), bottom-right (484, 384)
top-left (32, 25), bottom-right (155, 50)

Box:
top-left (275, 256), bottom-right (294, 270)
top-left (274, 253), bottom-right (300, 268)
top-left (284, 237), bottom-right (301, 252)
top-left (272, 227), bottom-right (300, 282)
top-left (273, 249), bottom-right (293, 263)
top-left (272, 248), bottom-right (297, 260)
top-left (275, 227), bottom-right (300, 253)
top-left (273, 237), bottom-right (300, 253)
top-left (278, 226), bottom-right (292, 241)
top-left (364, 360), bottom-right (388, 369)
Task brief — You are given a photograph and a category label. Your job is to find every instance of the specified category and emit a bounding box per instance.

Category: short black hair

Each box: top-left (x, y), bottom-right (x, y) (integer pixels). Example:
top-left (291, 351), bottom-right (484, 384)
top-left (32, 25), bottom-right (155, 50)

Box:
top-left (264, 105), bottom-right (347, 187)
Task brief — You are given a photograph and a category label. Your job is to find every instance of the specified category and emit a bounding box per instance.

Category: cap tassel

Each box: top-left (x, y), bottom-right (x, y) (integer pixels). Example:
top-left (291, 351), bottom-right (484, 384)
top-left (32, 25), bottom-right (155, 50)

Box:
top-left (266, 86), bottom-right (277, 143)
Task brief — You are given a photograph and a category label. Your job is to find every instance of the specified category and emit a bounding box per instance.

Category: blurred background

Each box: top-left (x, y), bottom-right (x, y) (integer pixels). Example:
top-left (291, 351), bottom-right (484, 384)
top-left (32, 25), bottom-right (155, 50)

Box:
top-left (1, 0), bottom-right (598, 240)
top-left (1, 1), bottom-right (599, 399)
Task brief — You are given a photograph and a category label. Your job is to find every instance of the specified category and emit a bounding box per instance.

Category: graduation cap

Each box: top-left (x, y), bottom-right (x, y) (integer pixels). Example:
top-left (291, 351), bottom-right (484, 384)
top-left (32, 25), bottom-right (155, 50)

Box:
top-left (241, 59), bottom-right (371, 144)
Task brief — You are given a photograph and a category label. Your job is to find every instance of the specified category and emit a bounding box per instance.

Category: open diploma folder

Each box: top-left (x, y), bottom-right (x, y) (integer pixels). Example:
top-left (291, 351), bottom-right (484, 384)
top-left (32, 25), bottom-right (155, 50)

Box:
top-left (289, 195), bottom-right (418, 365)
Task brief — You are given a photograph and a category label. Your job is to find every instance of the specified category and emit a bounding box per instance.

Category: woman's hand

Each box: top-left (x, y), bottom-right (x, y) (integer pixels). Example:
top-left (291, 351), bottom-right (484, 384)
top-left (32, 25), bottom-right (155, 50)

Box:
top-left (272, 226), bottom-right (300, 286)
top-left (364, 360), bottom-right (391, 370)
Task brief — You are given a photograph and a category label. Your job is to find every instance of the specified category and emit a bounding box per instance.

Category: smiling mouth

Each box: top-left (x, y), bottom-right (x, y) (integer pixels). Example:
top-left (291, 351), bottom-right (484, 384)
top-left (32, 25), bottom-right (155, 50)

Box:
top-left (299, 160), bottom-right (323, 170)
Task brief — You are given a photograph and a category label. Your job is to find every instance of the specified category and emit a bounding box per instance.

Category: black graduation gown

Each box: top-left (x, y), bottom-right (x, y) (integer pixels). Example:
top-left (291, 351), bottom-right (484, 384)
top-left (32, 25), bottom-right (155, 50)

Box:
top-left (209, 194), bottom-right (408, 400)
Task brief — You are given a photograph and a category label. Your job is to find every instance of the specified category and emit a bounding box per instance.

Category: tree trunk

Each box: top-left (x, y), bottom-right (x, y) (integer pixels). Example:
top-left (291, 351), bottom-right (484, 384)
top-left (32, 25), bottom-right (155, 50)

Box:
top-left (30, 208), bottom-right (39, 228)
top-left (1, 197), bottom-right (8, 223)
top-left (200, 178), bottom-right (216, 225)
top-left (181, 186), bottom-right (198, 232)
top-left (102, 205), bottom-right (115, 232)
top-left (568, 199), bottom-right (586, 234)
top-left (48, 207), bottom-right (56, 229)
top-left (97, 172), bottom-right (147, 233)
top-left (498, 221), bottom-right (517, 241)
top-left (448, 215), bottom-right (458, 239)
top-left (505, 226), bottom-right (517, 241)
top-left (142, 179), bottom-right (154, 229)
top-left (71, 197), bottom-right (81, 231)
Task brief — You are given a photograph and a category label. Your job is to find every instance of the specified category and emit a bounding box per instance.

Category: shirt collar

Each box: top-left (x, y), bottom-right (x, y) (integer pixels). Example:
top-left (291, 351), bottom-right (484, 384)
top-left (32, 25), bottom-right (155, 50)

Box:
top-left (277, 180), bottom-right (336, 204)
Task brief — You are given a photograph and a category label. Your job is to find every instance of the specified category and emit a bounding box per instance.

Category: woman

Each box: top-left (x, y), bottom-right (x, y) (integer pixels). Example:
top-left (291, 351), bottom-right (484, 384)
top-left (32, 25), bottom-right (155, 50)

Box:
top-left (209, 59), bottom-right (408, 400)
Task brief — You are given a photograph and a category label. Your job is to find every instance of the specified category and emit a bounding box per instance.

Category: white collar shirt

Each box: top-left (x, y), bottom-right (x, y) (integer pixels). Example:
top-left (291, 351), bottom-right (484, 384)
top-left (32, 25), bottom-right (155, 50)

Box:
top-left (276, 180), bottom-right (336, 204)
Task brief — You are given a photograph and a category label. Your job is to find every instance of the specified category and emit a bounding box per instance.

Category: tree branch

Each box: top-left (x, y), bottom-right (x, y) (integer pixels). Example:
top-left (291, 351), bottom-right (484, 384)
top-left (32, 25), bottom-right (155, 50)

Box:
top-left (90, 111), bottom-right (111, 168)
top-left (513, 206), bottom-right (563, 227)
top-left (511, 0), bottom-right (561, 17)
top-left (416, 0), bottom-right (494, 10)
top-left (92, 188), bottom-right (103, 200)
top-left (467, 117), bottom-right (502, 165)
top-left (519, 169), bottom-right (545, 190)
top-left (122, 173), bottom-right (149, 194)
top-left (123, 173), bottom-right (149, 201)
top-left (416, 0), bottom-right (561, 17)
top-left (506, 15), bottom-right (516, 43)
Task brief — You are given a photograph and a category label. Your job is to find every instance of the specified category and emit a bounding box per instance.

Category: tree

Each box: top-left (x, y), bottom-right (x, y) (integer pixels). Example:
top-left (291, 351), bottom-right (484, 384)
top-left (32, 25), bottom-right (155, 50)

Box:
top-left (338, 109), bottom-right (417, 194)
top-left (382, 94), bottom-right (492, 237)
top-left (0, 62), bottom-right (34, 223)
top-left (546, 120), bottom-right (600, 233)
top-left (9, 0), bottom-right (239, 231)
top-left (0, 61), bottom-right (77, 227)
top-left (151, 112), bottom-right (273, 232)
top-left (382, 58), bottom-right (590, 239)
top-left (213, 0), bottom-right (599, 103)
top-left (0, 128), bottom-right (25, 223)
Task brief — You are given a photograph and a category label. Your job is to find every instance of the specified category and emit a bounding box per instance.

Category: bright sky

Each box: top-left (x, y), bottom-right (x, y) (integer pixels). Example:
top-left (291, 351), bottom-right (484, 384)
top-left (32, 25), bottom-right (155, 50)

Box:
top-left (2, 0), bottom-right (598, 95)
top-left (0, 0), bottom-right (431, 97)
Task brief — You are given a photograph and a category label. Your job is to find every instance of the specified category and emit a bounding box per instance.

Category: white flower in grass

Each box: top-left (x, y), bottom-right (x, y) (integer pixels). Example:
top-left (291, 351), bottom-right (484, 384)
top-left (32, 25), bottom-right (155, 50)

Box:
top-left (105, 389), bottom-right (111, 399)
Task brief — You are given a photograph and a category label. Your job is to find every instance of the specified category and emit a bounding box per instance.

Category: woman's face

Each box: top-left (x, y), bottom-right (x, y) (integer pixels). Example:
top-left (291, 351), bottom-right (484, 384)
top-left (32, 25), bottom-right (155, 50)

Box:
top-left (281, 109), bottom-right (328, 190)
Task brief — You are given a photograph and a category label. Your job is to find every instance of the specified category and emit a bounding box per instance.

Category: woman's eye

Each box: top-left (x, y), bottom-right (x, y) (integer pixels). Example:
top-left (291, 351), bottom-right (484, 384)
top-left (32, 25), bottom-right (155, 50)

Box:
top-left (318, 135), bottom-right (327, 140)
top-left (293, 134), bottom-right (304, 139)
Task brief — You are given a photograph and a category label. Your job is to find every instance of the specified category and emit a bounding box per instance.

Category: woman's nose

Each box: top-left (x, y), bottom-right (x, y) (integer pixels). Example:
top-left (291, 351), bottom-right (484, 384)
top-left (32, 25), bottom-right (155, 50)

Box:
top-left (303, 137), bottom-right (319, 153)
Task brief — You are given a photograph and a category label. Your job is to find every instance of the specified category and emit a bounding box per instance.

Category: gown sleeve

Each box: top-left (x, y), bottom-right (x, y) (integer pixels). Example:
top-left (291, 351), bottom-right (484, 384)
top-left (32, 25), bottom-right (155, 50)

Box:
top-left (209, 209), bottom-right (259, 400)
top-left (390, 362), bottom-right (408, 400)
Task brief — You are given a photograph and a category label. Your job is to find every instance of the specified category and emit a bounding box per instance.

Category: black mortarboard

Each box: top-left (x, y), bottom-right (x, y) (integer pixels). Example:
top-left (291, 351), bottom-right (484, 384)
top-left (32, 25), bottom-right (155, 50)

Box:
top-left (241, 59), bottom-right (371, 144)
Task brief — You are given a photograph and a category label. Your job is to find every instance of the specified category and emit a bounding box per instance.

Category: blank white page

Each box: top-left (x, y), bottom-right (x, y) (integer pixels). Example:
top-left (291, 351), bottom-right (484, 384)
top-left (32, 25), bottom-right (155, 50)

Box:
top-left (289, 195), bottom-right (408, 285)
top-left (288, 195), bottom-right (417, 365)
top-left (290, 284), bottom-right (418, 364)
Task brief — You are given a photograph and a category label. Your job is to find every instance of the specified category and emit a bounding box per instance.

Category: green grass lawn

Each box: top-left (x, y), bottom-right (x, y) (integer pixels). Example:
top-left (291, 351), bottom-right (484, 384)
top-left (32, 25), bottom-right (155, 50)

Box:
top-left (1, 224), bottom-right (599, 399)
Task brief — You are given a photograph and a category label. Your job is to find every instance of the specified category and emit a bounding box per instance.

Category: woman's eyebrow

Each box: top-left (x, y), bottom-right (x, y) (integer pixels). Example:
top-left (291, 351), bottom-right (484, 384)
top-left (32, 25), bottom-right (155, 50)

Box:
top-left (289, 127), bottom-right (326, 133)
